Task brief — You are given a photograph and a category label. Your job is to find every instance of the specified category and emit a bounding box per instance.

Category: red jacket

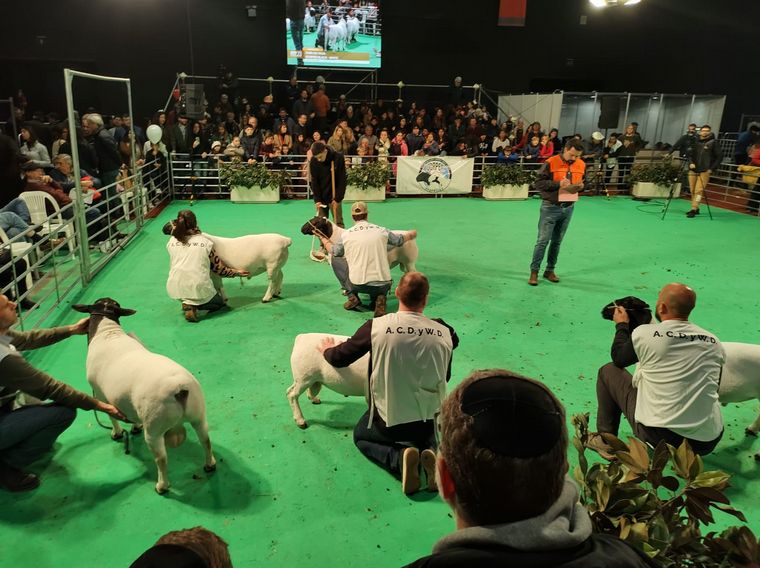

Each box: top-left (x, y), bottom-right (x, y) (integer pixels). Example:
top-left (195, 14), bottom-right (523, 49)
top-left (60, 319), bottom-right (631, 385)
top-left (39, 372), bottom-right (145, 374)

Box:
top-left (22, 179), bottom-right (72, 207)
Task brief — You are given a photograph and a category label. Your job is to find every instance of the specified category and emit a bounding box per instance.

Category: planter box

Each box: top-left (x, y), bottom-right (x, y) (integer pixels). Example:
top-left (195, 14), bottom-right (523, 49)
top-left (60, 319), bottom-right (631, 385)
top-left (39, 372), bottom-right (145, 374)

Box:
top-left (632, 182), bottom-right (681, 199)
top-left (230, 185), bottom-right (280, 203)
top-left (483, 184), bottom-right (530, 200)
top-left (344, 185), bottom-right (386, 202)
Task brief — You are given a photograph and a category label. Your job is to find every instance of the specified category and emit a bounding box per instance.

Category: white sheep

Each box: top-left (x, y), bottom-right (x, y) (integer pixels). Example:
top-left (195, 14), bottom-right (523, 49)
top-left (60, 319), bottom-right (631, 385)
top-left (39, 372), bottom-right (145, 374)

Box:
top-left (345, 15), bottom-right (360, 43)
top-left (204, 233), bottom-right (292, 303)
top-left (300, 216), bottom-right (418, 272)
top-left (720, 342), bottom-right (760, 459)
top-left (73, 298), bottom-right (215, 494)
top-left (287, 333), bottom-right (367, 428)
top-left (327, 18), bottom-right (347, 51)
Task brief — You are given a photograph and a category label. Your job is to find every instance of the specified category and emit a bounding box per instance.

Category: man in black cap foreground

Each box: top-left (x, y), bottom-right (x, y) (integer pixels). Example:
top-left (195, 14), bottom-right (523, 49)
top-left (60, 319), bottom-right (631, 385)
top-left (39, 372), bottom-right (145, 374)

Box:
top-left (404, 369), bottom-right (654, 567)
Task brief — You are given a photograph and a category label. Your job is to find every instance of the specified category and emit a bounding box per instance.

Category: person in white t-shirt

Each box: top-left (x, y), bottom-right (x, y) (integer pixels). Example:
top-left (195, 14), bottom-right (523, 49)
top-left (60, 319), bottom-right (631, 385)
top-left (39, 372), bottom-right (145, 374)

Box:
top-left (318, 272), bottom-right (458, 495)
top-left (165, 210), bottom-right (249, 323)
top-left (319, 201), bottom-right (417, 317)
top-left (587, 283), bottom-right (725, 458)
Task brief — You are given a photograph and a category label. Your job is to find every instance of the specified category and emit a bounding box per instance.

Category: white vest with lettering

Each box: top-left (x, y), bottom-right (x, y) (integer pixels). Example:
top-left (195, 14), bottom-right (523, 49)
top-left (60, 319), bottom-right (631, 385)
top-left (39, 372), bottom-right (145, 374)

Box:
top-left (369, 311), bottom-right (453, 427)
top-left (342, 221), bottom-right (392, 285)
top-left (166, 234), bottom-right (217, 305)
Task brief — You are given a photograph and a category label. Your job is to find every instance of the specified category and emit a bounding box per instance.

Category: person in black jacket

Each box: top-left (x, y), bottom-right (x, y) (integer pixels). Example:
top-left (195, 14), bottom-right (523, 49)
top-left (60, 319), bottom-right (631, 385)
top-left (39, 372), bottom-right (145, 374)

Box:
top-left (309, 141), bottom-right (346, 227)
top-left (686, 125), bottom-right (723, 218)
top-left (404, 369), bottom-right (654, 568)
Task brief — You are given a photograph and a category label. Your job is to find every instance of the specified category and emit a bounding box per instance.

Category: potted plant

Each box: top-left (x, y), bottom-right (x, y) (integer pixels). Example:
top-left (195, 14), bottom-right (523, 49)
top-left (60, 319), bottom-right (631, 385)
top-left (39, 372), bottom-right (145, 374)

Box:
top-left (481, 164), bottom-right (536, 200)
top-left (628, 158), bottom-right (683, 199)
top-left (572, 413), bottom-right (759, 566)
top-left (219, 161), bottom-right (292, 203)
top-left (345, 160), bottom-right (390, 202)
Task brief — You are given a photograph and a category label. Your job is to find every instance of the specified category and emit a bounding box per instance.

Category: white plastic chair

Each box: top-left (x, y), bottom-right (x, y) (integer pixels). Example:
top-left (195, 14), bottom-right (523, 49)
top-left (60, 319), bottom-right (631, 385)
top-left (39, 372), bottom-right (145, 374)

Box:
top-left (19, 191), bottom-right (76, 254)
top-left (0, 227), bottom-right (34, 290)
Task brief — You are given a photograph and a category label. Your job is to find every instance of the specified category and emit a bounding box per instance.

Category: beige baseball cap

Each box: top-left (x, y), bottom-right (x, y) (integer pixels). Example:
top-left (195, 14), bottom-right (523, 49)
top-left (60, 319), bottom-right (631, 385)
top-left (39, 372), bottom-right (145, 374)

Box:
top-left (351, 201), bottom-right (368, 215)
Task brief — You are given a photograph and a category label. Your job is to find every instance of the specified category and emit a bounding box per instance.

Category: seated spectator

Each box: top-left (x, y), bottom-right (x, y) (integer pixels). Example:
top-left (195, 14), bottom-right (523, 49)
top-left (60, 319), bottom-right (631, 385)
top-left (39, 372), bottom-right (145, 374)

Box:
top-left (358, 125), bottom-right (378, 154)
top-left (317, 272), bottom-right (456, 495)
top-left (223, 137), bottom-right (245, 161)
top-left (449, 140), bottom-right (469, 157)
top-left (436, 129), bottom-right (450, 155)
top-left (258, 134), bottom-right (277, 161)
top-left (389, 131), bottom-right (408, 159)
top-left (222, 112), bottom-right (239, 140)
top-left (51, 123), bottom-right (68, 159)
top-left (0, 250), bottom-right (36, 310)
top-left (422, 133), bottom-right (440, 156)
top-left (583, 132), bottom-right (605, 163)
top-left (292, 114), bottom-right (311, 141)
top-left (130, 526), bottom-right (232, 568)
top-left (477, 133), bottom-right (491, 156)
top-left (522, 135), bottom-right (541, 162)
top-left (328, 126), bottom-right (351, 155)
top-left (447, 117), bottom-right (465, 148)
top-left (406, 126), bottom-right (424, 156)
top-left (240, 125), bottom-right (261, 163)
top-left (587, 283), bottom-right (724, 459)
top-left (0, 211), bottom-right (34, 242)
top-left (376, 130), bottom-right (391, 162)
top-left (491, 130), bottom-right (510, 156)
top-left (19, 125), bottom-right (51, 168)
top-left (356, 138), bottom-right (372, 160)
top-left (539, 134), bottom-right (554, 162)
top-left (548, 128), bottom-right (562, 155)
top-left (294, 133), bottom-right (311, 156)
top-left (273, 107), bottom-right (296, 136)
top-left (0, 294), bottom-right (125, 492)
top-left (516, 121), bottom-right (543, 150)
top-left (20, 163), bottom-right (71, 209)
top-left (405, 369), bottom-right (653, 567)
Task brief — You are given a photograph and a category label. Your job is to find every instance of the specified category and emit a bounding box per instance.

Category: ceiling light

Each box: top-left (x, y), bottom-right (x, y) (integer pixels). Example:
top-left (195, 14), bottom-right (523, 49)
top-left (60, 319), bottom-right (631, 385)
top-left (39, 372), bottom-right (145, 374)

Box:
top-left (589, 0), bottom-right (643, 7)
top-left (590, 0), bottom-right (606, 7)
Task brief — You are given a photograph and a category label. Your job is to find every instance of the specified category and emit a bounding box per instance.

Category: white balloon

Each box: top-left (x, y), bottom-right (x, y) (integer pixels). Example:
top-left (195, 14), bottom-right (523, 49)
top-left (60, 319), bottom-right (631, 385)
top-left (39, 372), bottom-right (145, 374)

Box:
top-left (147, 124), bottom-right (163, 144)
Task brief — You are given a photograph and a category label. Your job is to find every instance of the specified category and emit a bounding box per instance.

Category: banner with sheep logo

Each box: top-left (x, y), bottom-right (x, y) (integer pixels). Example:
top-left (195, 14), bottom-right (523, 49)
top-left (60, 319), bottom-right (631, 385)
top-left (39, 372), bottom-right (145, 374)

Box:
top-left (396, 156), bottom-right (475, 195)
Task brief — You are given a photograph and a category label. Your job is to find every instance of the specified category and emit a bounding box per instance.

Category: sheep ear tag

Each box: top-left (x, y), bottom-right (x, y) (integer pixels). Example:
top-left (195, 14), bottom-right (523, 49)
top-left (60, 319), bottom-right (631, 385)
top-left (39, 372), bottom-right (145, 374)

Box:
top-left (118, 308), bottom-right (137, 317)
top-left (72, 304), bottom-right (93, 313)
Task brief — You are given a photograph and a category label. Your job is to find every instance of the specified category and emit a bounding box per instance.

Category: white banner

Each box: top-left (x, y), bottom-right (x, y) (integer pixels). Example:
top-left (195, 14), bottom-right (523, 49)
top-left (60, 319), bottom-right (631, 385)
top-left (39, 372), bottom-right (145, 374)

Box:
top-left (396, 156), bottom-right (474, 195)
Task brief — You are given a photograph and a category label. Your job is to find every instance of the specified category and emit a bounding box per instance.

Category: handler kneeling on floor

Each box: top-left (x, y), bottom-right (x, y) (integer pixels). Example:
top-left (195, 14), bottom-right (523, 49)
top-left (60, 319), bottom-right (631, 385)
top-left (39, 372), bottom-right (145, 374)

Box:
top-left (0, 294), bottom-right (124, 492)
top-left (317, 272), bottom-right (458, 494)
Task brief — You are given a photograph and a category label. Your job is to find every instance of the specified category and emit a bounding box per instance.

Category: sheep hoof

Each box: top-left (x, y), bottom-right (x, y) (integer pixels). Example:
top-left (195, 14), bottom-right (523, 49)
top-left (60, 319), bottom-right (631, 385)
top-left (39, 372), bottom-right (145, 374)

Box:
top-left (203, 464), bottom-right (217, 473)
top-left (261, 297), bottom-right (271, 303)
top-left (297, 421), bottom-right (309, 430)
top-left (155, 485), bottom-right (170, 495)
top-left (311, 397), bottom-right (322, 405)
top-left (746, 428), bottom-right (759, 438)
top-left (111, 431), bottom-right (125, 441)
top-left (131, 425), bottom-right (143, 435)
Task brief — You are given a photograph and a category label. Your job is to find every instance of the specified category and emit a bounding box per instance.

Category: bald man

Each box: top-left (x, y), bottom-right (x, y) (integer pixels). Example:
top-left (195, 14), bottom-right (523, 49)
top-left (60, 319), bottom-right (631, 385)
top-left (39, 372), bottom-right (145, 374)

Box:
top-left (587, 283), bottom-right (725, 458)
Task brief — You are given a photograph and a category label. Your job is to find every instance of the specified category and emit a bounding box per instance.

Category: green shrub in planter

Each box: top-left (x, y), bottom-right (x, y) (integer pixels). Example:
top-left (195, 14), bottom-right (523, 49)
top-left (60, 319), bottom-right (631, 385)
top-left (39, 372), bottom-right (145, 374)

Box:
top-left (481, 163), bottom-right (536, 187)
top-left (572, 413), bottom-right (758, 566)
top-left (219, 161), bottom-right (292, 192)
top-left (628, 159), bottom-right (683, 187)
top-left (346, 160), bottom-right (391, 190)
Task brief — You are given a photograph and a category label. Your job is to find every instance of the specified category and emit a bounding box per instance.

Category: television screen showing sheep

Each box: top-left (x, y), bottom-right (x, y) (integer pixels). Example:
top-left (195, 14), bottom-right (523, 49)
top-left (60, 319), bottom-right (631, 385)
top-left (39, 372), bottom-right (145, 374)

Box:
top-left (286, 2), bottom-right (382, 69)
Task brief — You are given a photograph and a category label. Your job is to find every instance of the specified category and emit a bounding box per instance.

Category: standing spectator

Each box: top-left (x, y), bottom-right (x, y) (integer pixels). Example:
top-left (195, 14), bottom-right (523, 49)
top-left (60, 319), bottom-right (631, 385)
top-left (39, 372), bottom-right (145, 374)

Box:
top-left (686, 125), bottom-right (722, 218)
top-left (292, 113), bottom-right (311, 140)
top-left (273, 108), bottom-right (297, 136)
top-left (82, 113), bottom-right (122, 236)
top-left (528, 140), bottom-right (585, 286)
top-left (463, 117), bottom-right (482, 150)
top-left (293, 89), bottom-right (314, 123)
top-left (745, 140), bottom-right (760, 215)
top-left (51, 123), bottom-right (69, 159)
top-left (209, 123), bottom-right (231, 149)
top-left (672, 123), bottom-right (698, 158)
top-left (617, 124), bottom-right (643, 189)
top-left (169, 116), bottom-right (192, 155)
top-left (223, 112), bottom-right (240, 140)
top-left (583, 131), bottom-right (605, 163)
top-left (405, 369), bottom-right (652, 567)
top-left (311, 85), bottom-right (331, 136)
top-left (286, 0), bottom-right (306, 66)
top-left (603, 134), bottom-right (623, 188)
top-left (18, 125), bottom-right (51, 168)
top-left (317, 272), bottom-right (457, 495)
top-left (733, 123), bottom-right (760, 187)
top-left (587, 283), bottom-right (724, 459)
top-left (284, 76), bottom-right (300, 110)
top-left (189, 122), bottom-right (210, 195)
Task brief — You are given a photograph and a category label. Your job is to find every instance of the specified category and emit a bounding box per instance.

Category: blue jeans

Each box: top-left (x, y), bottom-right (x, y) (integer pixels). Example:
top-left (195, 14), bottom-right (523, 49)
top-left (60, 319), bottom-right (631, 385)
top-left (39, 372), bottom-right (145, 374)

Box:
top-left (290, 19), bottom-right (305, 56)
top-left (0, 404), bottom-right (77, 468)
top-left (331, 256), bottom-right (391, 299)
top-left (0, 198), bottom-right (31, 224)
top-left (0, 212), bottom-right (30, 241)
top-left (530, 202), bottom-right (574, 272)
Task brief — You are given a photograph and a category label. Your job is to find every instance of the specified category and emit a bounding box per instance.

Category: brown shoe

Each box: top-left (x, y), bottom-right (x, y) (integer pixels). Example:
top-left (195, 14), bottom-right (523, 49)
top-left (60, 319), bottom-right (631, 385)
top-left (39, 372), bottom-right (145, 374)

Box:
top-left (343, 294), bottom-right (361, 310)
top-left (585, 433), bottom-right (615, 460)
top-left (528, 271), bottom-right (539, 286)
top-left (401, 447), bottom-right (421, 495)
top-left (373, 294), bottom-right (387, 317)
top-left (543, 271), bottom-right (560, 283)
top-left (182, 304), bottom-right (198, 323)
top-left (420, 449), bottom-right (437, 492)
top-left (0, 463), bottom-right (40, 492)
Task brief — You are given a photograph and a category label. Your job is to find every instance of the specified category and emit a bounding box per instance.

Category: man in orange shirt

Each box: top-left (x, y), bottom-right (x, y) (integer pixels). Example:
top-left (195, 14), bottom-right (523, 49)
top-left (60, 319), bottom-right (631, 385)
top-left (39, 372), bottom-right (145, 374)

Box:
top-left (528, 139), bottom-right (585, 286)
top-left (310, 84), bottom-right (331, 138)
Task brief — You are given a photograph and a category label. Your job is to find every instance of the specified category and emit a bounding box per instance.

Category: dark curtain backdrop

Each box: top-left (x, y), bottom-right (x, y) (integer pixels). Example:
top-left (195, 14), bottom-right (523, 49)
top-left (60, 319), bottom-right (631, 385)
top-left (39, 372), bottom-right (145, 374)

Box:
top-left (1, 0), bottom-right (757, 130)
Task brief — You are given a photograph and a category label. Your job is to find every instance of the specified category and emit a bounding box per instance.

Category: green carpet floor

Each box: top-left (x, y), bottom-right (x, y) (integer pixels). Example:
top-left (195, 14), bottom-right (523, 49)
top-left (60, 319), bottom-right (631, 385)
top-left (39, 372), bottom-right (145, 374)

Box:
top-left (1, 196), bottom-right (758, 567)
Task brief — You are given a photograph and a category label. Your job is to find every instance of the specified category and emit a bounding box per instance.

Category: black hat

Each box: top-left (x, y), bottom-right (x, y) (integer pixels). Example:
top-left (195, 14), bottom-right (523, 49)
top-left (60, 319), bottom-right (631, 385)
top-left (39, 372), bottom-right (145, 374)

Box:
top-left (21, 161), bottom-right (43, 171)
top-left (460, 375), bottom-right (563, 459)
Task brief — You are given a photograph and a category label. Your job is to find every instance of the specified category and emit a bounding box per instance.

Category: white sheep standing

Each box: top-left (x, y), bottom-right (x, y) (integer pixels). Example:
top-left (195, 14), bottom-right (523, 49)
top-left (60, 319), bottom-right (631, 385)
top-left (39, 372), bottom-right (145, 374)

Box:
top-left (287, 333), bottom-right (368, 428)
top-left (346, 15), bottom-right (360, 43)
top-left (720, 342), bottom-right (760, 459)
top-left (327, 17), bottom-right (347, 51)
top-left (73, 298), bottom-right (215, 494)
top-left (204, 233), bottom-right (292, 303)
top-left (304, 7), bottom-right (316, 31)
top-left (301, 217), bottom-right (418, 272)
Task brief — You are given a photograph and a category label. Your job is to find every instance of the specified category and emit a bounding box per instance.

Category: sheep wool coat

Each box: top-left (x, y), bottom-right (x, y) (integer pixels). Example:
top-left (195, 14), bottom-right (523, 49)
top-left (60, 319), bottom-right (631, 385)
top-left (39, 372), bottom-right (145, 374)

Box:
top-left (166, 234), bottom-right (217, 305)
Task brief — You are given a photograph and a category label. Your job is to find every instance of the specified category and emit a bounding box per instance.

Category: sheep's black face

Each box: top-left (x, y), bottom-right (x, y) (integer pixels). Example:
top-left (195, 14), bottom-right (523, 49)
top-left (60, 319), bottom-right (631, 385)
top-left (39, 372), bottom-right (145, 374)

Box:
top-left (162, 221), bottom-right (175, 235)
top-left (600, 296), bottom-right (652, 332)
top-left (300, 216), bottom-right (332, 238)
top-left (72, 297), bottom-right (137, 321)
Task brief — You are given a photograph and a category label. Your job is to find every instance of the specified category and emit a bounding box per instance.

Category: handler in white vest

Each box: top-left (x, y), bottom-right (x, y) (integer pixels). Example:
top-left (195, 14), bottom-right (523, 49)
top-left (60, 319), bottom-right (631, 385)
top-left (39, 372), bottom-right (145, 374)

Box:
top-left (166, 210), bottom-right (249, 323)
top-left (318, 272), bottom-right (458, 494)
top-left (587, 283), bottom-right (725, 458)
top-left (320, 201), bottom-right (417, 317)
